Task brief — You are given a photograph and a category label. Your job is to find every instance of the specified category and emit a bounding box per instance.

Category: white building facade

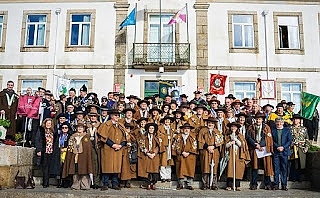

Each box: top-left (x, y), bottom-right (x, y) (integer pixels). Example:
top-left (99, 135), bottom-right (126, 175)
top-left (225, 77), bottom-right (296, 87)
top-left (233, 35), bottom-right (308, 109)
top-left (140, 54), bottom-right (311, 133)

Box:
top-left (0, 0), bottom-right (319, 111)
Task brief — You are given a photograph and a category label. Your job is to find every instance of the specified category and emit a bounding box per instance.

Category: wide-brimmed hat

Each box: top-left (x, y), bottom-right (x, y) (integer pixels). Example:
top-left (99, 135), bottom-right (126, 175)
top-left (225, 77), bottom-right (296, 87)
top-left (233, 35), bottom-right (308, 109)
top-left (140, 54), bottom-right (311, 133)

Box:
top-left (160, 115), bottom-right (174, 123)
top-left (149, 107), bottom-right (162, 114)
top-left (124, 123), bottom-right (135, 130)
top-left (204, 92), bottom-right (213, 96)
top-left (225, 94), bottom-right (236, 100)
top-left (254, 113), bottom-right (266, 119)
top-left (193, 91), bottom-right (201, 94)
top-left (161, 104), bottom-right (170, 111)
top-left (276, 103), bottom-right (284, 108)
top-left (180, 94), bottom-right (188, 98)
top-left (172, 109), bottom-right (185, 117)
top-left (75, 122), bottom-right (86, 128)
top-left (291, 114), bottom-right (303, 120)
top-left (88, 111), bottom-right (99, 117)
top-left (215, 108), bottom-right (227, 113)
top-left (235, 112), bottom-right (248, 118)
top-left (227, 122), bottom-right (241, 128)
top-left (209, 99), bottom-right (220, 105)
top-left (205, 117), bottom-right (218, 123)
top-left (57, 113), bottom-right (67, 119)
top-left (88, 104), bottom-right (100, 111)
top-left (193, 104), bottom-right (208, 111)
top-left (231, 99), bottom-right (244, 106)
top-left (75, 110), bottom-right (84, 115)
top-left (59, 122), bottom-right (72, 131)
top-left (179, 123), bottom-right (195, 130)
top-left (137, 99), bottom-right (150, 106)
top-left (286, 102), bottom-right (295, 107)
top-left (137, 117), bottom-right (149, 124)
top-left (108, 110), bottom-right (120, 115)
top-left (126, 95), bottom-right (136, 99)
top-left (145, 123), bottom-right (158, 133)
top-left (123, 108), bottom-right (136, 114)
top-left (262, 104), bottom-right (274, 110)
top-left (100, 107), bottom-right (109, 112)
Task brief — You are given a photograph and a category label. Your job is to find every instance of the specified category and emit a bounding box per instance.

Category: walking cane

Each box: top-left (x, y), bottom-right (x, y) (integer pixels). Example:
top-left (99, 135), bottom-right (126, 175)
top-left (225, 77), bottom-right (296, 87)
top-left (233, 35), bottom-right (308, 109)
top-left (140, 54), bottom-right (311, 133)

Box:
top-left (22, 117), bottom-right (27, 147)
top-left (233, 132), bottom-right (236, 191)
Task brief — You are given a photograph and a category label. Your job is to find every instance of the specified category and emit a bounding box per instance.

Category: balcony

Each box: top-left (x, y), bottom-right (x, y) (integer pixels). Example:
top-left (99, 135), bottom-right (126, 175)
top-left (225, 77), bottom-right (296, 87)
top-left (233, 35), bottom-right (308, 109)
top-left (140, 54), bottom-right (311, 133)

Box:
top-left (131, 43), bottom-right (190, 71)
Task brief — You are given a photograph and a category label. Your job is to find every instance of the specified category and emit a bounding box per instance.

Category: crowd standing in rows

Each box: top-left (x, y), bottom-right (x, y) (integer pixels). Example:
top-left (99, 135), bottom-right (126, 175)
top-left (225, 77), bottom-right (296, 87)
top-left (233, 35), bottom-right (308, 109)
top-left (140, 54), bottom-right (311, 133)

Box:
top-left (0, 81), bottom-right (319, 191)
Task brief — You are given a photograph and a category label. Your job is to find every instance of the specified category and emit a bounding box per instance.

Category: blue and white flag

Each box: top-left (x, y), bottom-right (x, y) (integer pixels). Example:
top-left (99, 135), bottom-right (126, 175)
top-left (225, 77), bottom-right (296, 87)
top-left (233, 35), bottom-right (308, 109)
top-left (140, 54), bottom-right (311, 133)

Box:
top-left (119, 8), bottom-right (136, 30)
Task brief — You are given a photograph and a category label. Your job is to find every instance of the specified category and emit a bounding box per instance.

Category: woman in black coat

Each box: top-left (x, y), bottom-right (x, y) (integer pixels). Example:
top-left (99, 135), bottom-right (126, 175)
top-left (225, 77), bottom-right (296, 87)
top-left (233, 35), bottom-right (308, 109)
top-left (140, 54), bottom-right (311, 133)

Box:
top-left (35, 118), bottom-right (60, 188)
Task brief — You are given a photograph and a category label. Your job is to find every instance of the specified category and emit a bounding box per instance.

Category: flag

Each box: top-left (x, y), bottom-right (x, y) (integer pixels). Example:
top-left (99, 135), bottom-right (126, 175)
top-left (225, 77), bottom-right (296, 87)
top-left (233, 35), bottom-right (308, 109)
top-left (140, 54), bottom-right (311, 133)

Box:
top-left (300, 92), bottom-right (320, 120)
top-left (210, 74), bottom-right (227, 95)
top-left (57, 77), bottom-right (70, 98)
top-left (119, 8), bottom-right (136, 30)
top-left (159, 81), bottom-right (173, 99)
top-left (17, 95), bottom-right (42, 119)
top-left (168, 6), bottom-right (186, 25)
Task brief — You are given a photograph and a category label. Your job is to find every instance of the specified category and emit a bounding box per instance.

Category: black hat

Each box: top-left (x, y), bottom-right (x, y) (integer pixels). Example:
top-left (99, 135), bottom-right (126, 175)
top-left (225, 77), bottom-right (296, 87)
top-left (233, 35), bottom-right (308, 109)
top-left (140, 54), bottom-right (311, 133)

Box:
top-left (254, 113), bottom-right (266, 119)
top-left (189, 100), bottom-right (197, 105)
top-left (286, 102), bottom-right (295, 107)
top-left (57, 113), bottom-right (67, 119)
top-left (154, 94), bottom-right (160, 98)
top-left (193, 91), bottom-right (201, 94)
top-left (59, 122), bottom-right (72, 131)
top-left (101, 96), bottom-right (108, 101)
top-left (145, 123), bottom-right (158, 133)
top-left (165, 94), bottom-right (171, 98)
top-left (262, 104), bottom-right (274, 110)
top-left (69, 87), bottom-right (76, 92)
top-left (137, 100), bottom-right (150, 106)
top-left (204, 92), bottom-right (212, 96)
top-left (149, 107), bottom-right (162, 114)
top-left (172, 109), bottom-right (185, 117)
top-left (113, 92), bottom-right (120, 96)
top-left (88, 92), bottom-right (98, 98)
top-left (80, 84), bottom-right (87, 92)
top-left (161, 103), bottom-right (170, 111)
top-left (227, 122), bottom-right (241, 128)
top-left (215, 107), bottom-right (227, 113)
top-left (126, 95), bottom-right (136, 99)
top-left (235, 112), bottom-right (248, 118)
top-left (88, 104), bottom-right (100, 111)
top-left (179, 123), bottom-right (195, 129)
top-left (276, 103), bottom-right (284, 108)
top-left (137, 117), bottom-right (148, 124)
top-left (144, 96), bottom-right (154, 101)
top-left (124, 123), bottom-right (135, 130)
top-left (45, 91), bottom-right (53, 96)
top-left (59, 94), bottom-right (67, 100)
top-left (160, 115), bottom-right (174, 123)
top-left (100, 107), bottom-right (109, 112)
top-left (193, 104), bottom-right (208, 111)
top-left (292, 114), bottom-right (303, 120)
top-left (38, 87), bottom-right (46, 91)
top-left (108, 110), bottom-right (120, 115)
top-left (225, 94), bottom-right (236, 100)
top-left (75, 110), bottom-right (85, 115)
top-left (119, 93), bottom-right (125, 98)
top-left (204, 117), bottom-right (218, 123)
top-left (123, 108), bottom-right (136, 114)
top-left (180, 94), bottom-right (188, 98)
top-left (209, 99), bottom-right (221, 106)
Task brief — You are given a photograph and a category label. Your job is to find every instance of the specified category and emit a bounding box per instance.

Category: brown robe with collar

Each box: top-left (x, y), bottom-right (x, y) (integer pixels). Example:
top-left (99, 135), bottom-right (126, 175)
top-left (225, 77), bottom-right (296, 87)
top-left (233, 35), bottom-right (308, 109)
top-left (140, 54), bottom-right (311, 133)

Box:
top-left (172, 119), bottom-right (187, 133)
top-left (158, 124), bottom-right (175, 166)
top-left (97, 120), bottom-right (126, 173)
top-left (215, 118), bottom-right (230, 135)
top-left (120, 130), bottom-right (137, 180)
top-left (247, 124), bottom-right (274, 176)
top-left (198, 127), bottom-right (224, 174)
top-left (133, 109), bottom-right (149, 120)
top-left (119, 118), bottom-right (137, 129)
top-left (188, 114), bottom-right (206, 134)
top-left (172, 132), bottom-right (199, 179)
top-left (0, 90), bottom-right (18, 136)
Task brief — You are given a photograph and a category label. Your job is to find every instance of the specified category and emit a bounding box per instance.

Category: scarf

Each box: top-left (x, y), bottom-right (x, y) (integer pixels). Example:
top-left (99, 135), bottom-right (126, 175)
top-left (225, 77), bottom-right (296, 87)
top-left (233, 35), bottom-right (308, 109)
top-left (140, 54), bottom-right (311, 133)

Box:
top-left (140, 109), bottom-right (148, 118)
top-left (59, 133), bottom-right (68, 148)
top-left (218, 118), bottom-right (223, 132)
top-left (148, 133), bottom-right (153, 151)
top-left (45, 129), bottom-right (54, 154)
top-left (182, 133), bottom-right (189, 145)
top-left (165, 125), bottom-right (172, 160)
top-left (255, 124), bottom-right (262, 142)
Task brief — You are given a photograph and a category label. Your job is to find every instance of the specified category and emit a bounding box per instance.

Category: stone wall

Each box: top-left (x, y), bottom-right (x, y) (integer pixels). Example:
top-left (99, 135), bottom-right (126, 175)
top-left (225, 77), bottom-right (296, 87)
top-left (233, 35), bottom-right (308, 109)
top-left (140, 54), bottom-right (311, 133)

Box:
top-left (0, 145), bottom-right (35, 188)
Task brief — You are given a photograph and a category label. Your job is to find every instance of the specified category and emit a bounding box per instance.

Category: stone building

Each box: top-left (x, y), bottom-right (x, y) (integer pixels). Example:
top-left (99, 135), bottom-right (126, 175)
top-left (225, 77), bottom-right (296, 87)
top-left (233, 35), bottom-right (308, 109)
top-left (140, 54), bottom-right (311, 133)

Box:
top-left (0, 0), bottom-right (320, 111)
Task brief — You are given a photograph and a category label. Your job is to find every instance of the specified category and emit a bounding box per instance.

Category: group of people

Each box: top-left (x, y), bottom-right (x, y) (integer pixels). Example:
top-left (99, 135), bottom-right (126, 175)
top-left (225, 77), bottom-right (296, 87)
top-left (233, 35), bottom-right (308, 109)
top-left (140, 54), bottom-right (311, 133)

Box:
top-left (0, 81), bottom-right (318, 192)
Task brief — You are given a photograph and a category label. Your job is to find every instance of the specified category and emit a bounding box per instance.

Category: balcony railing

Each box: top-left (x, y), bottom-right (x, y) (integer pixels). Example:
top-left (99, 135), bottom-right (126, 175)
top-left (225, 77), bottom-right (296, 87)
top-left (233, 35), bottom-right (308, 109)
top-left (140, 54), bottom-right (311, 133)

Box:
top-left (132, 43), bottom-right (190, 65)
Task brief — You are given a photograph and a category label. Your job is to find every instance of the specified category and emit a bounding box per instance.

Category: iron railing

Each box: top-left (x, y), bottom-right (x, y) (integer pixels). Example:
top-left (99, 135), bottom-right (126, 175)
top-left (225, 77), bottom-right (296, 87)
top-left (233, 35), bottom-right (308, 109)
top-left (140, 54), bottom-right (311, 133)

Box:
top-left (132, 43), bottom-right (190, 65)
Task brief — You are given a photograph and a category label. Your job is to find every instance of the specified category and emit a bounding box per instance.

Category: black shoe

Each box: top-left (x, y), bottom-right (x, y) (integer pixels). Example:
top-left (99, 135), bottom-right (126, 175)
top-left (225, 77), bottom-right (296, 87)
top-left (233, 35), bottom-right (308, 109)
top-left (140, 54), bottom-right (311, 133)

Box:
top-left (177, 184), bottom-right (183, 190)
top-left (100, 186), bottom-right (108, 191)
top-left (250, 185), bottom-right (257, 190)
top-left (281, 186), bottom-right (288, 191)
top-left (161, 179), bottom-right (166, 183)
top-left (43, 185), bottom-right (48, 188)
top-left (112, 186), bottom-right (121, 190)
top-left (166, 179), bottom-right (171, 182)
top-left (273, 186), bottom-right (279, 190)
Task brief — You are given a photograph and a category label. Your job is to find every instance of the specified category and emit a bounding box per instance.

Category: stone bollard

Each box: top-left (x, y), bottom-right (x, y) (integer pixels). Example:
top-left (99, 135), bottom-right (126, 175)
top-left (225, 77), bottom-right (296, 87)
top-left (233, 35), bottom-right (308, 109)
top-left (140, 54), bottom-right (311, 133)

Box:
top-left (0, 145), bottom-right (35, 188)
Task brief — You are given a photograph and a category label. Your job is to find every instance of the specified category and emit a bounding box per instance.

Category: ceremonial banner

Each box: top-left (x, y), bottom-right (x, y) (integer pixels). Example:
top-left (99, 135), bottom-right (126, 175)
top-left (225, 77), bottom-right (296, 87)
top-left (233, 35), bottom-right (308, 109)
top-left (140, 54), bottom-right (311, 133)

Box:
top-left (159, 81), bottom-right (173, 99)
top-left (17, 95), bottom-right (41, 119)
top-left (57, 77), bottom-right (70, 98)
top-left (300, 92), bottom-right (320, 120)
top-left (209, 74), bottom-right (227, 95)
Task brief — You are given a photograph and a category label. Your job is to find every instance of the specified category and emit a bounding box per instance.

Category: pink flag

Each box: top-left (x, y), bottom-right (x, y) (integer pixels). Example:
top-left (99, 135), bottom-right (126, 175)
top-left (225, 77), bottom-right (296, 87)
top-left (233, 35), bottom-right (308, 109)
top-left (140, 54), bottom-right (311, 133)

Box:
top-left (168, 6), bottom-right (187, 25)
top-left (17, 95), bottom-right (41, 119)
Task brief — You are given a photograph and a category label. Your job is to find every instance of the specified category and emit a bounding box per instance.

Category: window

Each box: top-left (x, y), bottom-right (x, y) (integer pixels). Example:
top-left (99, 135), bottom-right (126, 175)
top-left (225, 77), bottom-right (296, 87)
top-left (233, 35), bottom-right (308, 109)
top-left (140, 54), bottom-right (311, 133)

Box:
top-left (281, 83), bottom-right (302, 113)
top-left (21, 80), bottom-right (43, 94)
top-left (144, 81), bottom-right (159, 97)
top-left (25, 15), bottom-right (46, 46)
top-left (70, 80), bottom-right (88, 96)
top-left (0, 11), bottom-right (8, 52)
top-left (0, 15), bottom-right (3, 46)
top-left (70, 14), bottom-right (91, 46)
top-left (234, 82), bottom-right (256, 100)
top-left (232, 15), bottom-right (254, 48)
top-left (278, 16), bottom-right (300, 49)
top-left (148, 14), bottom-right (174, 62)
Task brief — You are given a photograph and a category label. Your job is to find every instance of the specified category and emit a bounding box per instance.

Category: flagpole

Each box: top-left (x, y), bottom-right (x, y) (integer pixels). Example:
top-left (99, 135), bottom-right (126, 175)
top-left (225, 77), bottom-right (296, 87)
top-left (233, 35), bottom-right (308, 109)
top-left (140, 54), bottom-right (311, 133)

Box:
top-left (134, 3), bottom-right (137, 44)
top-left (159, 0), bottom-right (162, 61)
top-left (186, 3), bottom-right (189, 43)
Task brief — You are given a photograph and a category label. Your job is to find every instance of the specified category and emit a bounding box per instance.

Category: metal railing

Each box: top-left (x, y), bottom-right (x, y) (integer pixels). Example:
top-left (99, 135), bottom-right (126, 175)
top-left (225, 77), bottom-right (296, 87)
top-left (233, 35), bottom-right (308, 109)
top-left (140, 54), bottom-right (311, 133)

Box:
top-left (132, 43), bottom-right (190, 65)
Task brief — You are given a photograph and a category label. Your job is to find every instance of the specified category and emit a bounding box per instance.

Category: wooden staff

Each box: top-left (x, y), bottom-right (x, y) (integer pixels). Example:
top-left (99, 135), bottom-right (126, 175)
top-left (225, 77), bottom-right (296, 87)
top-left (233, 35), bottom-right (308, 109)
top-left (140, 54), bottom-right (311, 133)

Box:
top-left (233, 132), bottom-right (236, 191)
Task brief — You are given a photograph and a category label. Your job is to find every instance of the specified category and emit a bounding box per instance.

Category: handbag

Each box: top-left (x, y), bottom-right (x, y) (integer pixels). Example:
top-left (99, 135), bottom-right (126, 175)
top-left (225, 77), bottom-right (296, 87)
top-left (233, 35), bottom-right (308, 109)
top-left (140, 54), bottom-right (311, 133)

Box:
top-left (14, 170), bottom-right (26, 189)
top-left (129, 142), bottom-right (138, 164)
top-left (0, 114), bottom-right (10, 140)
top-left (25, 169), bottom-right (35, 189)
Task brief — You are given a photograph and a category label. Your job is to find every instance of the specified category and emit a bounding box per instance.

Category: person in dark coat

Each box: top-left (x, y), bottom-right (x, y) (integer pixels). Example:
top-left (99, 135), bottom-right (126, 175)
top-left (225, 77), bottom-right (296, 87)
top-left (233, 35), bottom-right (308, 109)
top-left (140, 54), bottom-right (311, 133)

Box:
top-left (271, 117), bottom-right (292, 191)
top-left (35, 118), bottom-right (60, 188)
top-left (303, 109), bottom-right (319, 143)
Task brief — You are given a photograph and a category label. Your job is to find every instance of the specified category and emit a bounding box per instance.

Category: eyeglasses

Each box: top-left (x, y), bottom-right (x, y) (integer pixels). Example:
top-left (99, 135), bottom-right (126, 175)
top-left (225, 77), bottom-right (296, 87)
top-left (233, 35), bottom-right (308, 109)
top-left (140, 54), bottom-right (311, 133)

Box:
top-left (62, 127), bottom-right (68, 129)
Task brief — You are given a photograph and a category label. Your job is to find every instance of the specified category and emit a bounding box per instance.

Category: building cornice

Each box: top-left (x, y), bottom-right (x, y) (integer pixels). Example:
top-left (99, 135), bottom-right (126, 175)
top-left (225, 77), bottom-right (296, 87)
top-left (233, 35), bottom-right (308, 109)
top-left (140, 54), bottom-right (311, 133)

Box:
top-left (0, 0), bottom-right (115, 3)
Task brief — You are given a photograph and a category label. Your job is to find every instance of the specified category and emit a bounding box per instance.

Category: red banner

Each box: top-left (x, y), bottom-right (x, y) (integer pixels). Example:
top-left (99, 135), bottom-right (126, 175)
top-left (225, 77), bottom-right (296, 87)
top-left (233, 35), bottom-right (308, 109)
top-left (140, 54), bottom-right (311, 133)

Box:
top-left (17, 95), bottom-right (41, 119)
top-left (210, 74), bottom-right (227, 95)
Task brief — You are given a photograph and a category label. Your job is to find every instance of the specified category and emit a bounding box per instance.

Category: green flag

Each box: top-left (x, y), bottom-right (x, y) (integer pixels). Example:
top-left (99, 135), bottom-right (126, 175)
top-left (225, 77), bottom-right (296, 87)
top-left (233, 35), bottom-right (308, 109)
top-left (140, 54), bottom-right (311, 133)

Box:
top-left (159, 81), bottom-right (173, 100)
top-left (300, 92), bottom-right (320, 120)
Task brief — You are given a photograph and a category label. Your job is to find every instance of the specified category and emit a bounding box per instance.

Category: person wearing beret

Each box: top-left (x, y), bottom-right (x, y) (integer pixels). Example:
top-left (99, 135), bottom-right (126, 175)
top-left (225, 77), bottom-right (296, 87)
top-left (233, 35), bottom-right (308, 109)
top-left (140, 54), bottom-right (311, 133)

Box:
top-left (62, 122), bottom-right (94, 190)
top-left (133, 100), bottom-right (150, 120)
top-left (215, 108), bottom-right (230, 135)
top-left (158, 116), bottom-right (175, 182)
top-left (97, 110), bottom-right (127, 190)
top-left (86, 111), bottom-right (102, 189)
top-left (225, 122), bottom-right (250, 191)
top-left (78, 85), bottom-right (88, 112)
top-left (198, 117), bottom-right (224, 190)
top-left (190, 91), bottom-right (207, 106)
top-left (119, 108), bottom-right (137, 127)
top-left (148, 107), bottom-right (162, 125)
top-left (137, 123), bottom-right (164, 190)
top-left (188, 104), bottom-right (207, 135)
top-left (289, 114), bottom-right (310, 182)
top-left (172, 123), bottom-right (198, 190)
top-left (247, 113), bottom-right (273, 190)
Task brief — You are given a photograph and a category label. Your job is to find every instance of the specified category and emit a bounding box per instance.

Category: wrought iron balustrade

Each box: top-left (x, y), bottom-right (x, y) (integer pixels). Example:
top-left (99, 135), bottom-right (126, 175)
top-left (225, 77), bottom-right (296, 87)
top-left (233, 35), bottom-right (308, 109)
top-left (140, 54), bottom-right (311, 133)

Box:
top-left (132, 43), bottom-right (190, 65)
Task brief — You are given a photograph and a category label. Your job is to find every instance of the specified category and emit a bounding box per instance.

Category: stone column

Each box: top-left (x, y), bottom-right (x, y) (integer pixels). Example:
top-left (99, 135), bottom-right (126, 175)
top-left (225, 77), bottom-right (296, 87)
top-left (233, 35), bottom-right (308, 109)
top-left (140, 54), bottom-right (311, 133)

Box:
top-left (114, 1), bottom-right (129, 92)
top-left (194, 2), bottom-right (210, 90)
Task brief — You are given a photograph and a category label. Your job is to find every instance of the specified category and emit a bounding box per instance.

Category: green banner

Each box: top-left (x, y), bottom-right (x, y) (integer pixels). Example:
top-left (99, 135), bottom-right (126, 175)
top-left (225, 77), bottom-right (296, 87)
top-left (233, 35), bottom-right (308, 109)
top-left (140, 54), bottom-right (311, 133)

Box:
top-left (300, 92), bottom-right (320, 120)
top-left (159, 81), bottom-right (173, 99)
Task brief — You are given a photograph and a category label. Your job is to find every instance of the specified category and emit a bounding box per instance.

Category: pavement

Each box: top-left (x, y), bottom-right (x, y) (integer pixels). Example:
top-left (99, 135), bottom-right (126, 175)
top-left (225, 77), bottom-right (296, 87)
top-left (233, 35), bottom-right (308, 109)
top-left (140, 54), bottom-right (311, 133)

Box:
top-left (0, 186), bottom-right (320, 198)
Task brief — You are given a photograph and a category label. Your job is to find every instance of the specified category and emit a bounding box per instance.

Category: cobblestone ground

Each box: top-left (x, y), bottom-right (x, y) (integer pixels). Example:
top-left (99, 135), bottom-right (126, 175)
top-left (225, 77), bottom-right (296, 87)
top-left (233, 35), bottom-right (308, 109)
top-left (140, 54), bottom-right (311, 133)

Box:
top-left (0, 186), bottom-right (320, 198)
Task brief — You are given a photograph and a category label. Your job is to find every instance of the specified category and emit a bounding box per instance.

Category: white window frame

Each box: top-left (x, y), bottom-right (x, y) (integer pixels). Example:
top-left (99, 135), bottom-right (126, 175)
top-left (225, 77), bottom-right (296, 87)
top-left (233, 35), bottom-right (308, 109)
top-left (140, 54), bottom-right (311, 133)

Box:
top-left (25, 14), bottom-right (47, 47)
top-left (234, 82), bottom-right (256, 100)
top-left (21, 80), bottom-right (43, 94)
top-left (281, 83), bottom-right (302, 113)
top-left (232, 15), bottom-right (254, 48)
top-left (0, 15), bottom-right (3, 46)
top-left (278, 16), bottom-right (300, 49)
top-left (69, 14), bottom-right (91, 46)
